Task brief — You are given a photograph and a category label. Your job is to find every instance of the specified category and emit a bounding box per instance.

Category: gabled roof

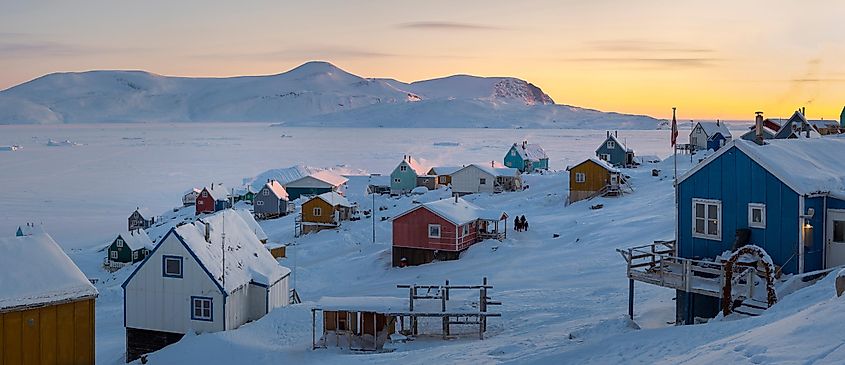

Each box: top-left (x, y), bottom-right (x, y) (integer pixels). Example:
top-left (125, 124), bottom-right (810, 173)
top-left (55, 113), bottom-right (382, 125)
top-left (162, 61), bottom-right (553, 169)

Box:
top-left (0, 233), bottom-right (98, 310)
top-left (567, 157), bottom-right (620, 173)
top-left (774, 111), bottom-right (821, 139)
top-left (203, 183), bottom-right (230, 201)
top-left (249, 165), bottom-right (314, 191)
top-left (396, 157), bottom-right (428, 176)
top-left (117, 229), bottom-right (154, 251)
top-left (597, 134), bottom-right (633, 153)
top-left (457, 164), bottom-right (520, 177)
top-left (285, 170), bottom-right (348, 188)
top-left (169, 210), bottom-right (289, 294)
top-left (694, 121), bottom-right (732, 139)
top-left (392, 197), bottom-right (507, 226)
top-left (262, 180), bottom-right (289, 200)
top-left (427, 166), bottom-right (462, 176)
top-left (133, 207), bottom-right (153, 218)
top-left (233, 209), bottom-right (268, 242)
top-left (311, 191), bottom-right (352, 208)
top-left (16, 223), bottom-right (46, 236)
top-left (678, 137), bottom-right (845, 196)
top-left (511, 142), bottom-right (548, 161)
top-left (183, 188), bottom-right (202, 196)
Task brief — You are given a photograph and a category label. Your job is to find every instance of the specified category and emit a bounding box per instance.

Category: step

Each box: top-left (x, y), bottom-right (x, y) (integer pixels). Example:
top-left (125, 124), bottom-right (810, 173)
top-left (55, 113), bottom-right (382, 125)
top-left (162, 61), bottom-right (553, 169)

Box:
top-left (733, 305), bottom-right (765, 317)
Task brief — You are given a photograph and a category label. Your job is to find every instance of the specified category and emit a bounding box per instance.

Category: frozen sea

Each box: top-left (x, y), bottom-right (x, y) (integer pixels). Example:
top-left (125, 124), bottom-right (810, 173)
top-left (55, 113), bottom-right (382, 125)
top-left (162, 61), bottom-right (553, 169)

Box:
top-left (0, 123), bottom-right (674, 248)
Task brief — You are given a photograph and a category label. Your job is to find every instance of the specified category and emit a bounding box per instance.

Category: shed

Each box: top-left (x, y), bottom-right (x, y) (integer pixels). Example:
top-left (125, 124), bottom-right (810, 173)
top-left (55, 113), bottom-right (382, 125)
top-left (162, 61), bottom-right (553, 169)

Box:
top-left (299, 192), bottom-right (357, 235)
top-left (254, 180), bottom-right (293, 219)
top-left (595, 131), bottom-right (635, 167)
top-left (122, 209), bottom-right (291, 362)
top-left (391, 197), bottom-right (507, 266)
top-left (503, 141), bottom-right (549, 173)
top-left (312, 297), bottom-right (403, 351)
top-left (450, 164), bottom-right (521, 195)
top-left (284, 171), bottom-right (348, 200)
top-left (390, 156), bottom-right (429, 195)
top-left (566, 158), bottom-right (623, 204)
top-left (0, 233), bottom-right (98, 365)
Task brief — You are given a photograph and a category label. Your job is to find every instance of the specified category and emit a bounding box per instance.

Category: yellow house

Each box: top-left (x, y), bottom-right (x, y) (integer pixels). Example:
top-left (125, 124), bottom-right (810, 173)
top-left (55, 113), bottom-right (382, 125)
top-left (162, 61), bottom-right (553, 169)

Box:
top-left (299, 192), bottom-right (356, 235)
top-left (567, 158), bottom-right (623, 204)
top-left (0, 233), bottom-right (98, 365)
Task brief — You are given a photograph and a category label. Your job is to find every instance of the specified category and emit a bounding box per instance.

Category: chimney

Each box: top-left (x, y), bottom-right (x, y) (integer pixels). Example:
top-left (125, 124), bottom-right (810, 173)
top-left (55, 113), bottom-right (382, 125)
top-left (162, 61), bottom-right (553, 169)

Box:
top-left (716, 119), bottom-right (720, 126)
top-left (522, 141), bottom-right (526, 149)
top-left (615, 131), bottom-right (618, 138)
top-left (607, 131), bottom-right (610, 138)
top-left (454, 193), bottom-right (458, 203)
top-left (755, 111), bottom-right (764, 145)
top-left (204, 222), bottom-right (211, 242)
top-left (491, 160), bottom-right (495, 167)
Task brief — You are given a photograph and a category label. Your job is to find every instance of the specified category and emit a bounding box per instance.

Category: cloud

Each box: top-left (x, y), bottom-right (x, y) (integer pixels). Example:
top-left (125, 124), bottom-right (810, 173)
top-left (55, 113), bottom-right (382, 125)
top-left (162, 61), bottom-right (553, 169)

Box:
top-left (195, 46), bottom-right (398, 60)
top-left (585, 39), bottom-right (715, 54)
top-left (562, 57), bottom-right (719, 68)
top-left (396, 21), bottom-right (506, 31)
top-left (0, 41), bottom-right (96, 57)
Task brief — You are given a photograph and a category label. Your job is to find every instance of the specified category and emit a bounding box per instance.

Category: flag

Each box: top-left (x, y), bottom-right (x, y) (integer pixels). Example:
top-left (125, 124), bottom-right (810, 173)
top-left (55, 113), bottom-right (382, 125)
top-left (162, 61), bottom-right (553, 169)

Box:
top-left (671, 108), bottom-right (678, 146)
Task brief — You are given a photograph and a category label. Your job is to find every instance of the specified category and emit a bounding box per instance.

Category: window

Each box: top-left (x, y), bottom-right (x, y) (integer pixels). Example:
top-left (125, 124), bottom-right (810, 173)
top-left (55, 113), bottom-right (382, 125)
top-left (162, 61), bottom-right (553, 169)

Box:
top-left (163, 255), bottom-right (183, 278)
top-left (607, 141), bottom-right (616, 149)
top-left (575, 172), bottom-right (586, 183)
top-left (480, 178), bottom-right (487, 185)
top-left (599, 154), bottom-right (610, 161)
top-left (110, 251), bottom-right (117, 259)
top-left (690, 136), bottom-right (697, 146)
top-left (191, 296), bottom-right (213, 321)
top-left (511, 150), bottom-right (516, 156)
top-left (748, 203), bottom-right (766, 229)
top-left (256, 200), bottom-right (264, 206)
top-left (132, 251), bottom-right (138, 260)
top-left (428, 224), bottom-right (441, 238)
top-left (462, 224), bottom-right (469, 236)
top-left (202, 191), bottom-right (208, 197)
top-left (313, 207), bottom-right (322, 216)
top-left (693, 198), bottom-right (721, 240)
top-left (116, 238), bottom-right (124, 248)
top-left (400, 165), bottom-right (407, 172)
top-left (263, 189), bottom-right (269, 196)
top-left (393, 178), bottom-right (401, 183)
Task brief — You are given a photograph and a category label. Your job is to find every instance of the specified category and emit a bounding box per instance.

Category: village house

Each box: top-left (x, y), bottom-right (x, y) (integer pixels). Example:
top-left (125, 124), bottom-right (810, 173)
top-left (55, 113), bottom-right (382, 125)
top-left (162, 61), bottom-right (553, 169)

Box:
top-left (689, 121), bottom-right (732, 152)
top-left (122, 210), bottom-right (291, 362)
top-left (620, 123), bottom-right (845, 325)
top-left (390, 155), bottom-right (430, 195)
top-left (312, 297), bottom-right (401, 351)
top-left (297, 191), bottom-right (357, 235)
top-left (596, 131), bottom-right (635, 167)
top-left (427, 166), bottom-right (462, 188)
top-left (15, 222), bottom-right (45, 236)
top-left (566, 158), bottom-right (625, 204)
top-left (503, 141), bottom-right (549, 173)
top-left (128, 207), bottom-right (155, 231)
top-left (0, 233), bottom-right (98, 364)
top-left (450, 163), bottom-right (521, 195)
top-left (253, 180), bottom-right (294, 219)
top-left (195, 183), bottom-right (231, 215)
top-left (182, 188), bottom-right (201, 206)
top-left (284, 170), bottom-right (348, 200)
top-left (771, 110), bottom-right (821, 139)
top-left (105, 229), bottom-right (154, 270)
top-left (391, 196), bottom-right (508, 266)
top-left (233, 186), bottom-right (256, 204)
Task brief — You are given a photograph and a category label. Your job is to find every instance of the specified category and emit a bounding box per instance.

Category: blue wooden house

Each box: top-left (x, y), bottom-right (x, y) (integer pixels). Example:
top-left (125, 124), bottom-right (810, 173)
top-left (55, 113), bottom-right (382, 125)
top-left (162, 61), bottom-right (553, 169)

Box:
top-left (672, 137), bottom-right (845, 322)
top-left (595, 131), bottom-right (634, 167)
top-left (689, 121), bottom-right (732, 152)
top-left (503, 141), bottom-right (549, 173)
top-left (390, 156), bottom-right (429, 195)
top-left (284, 170), bottom-right (348, 200)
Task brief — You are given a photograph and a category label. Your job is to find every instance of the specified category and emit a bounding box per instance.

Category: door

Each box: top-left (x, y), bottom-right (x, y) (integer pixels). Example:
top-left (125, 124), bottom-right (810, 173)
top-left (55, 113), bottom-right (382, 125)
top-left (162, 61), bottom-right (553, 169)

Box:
top-left (826, 210), bottom-right (845, 268)
top-left (609, 175), bottom-right (618, 188)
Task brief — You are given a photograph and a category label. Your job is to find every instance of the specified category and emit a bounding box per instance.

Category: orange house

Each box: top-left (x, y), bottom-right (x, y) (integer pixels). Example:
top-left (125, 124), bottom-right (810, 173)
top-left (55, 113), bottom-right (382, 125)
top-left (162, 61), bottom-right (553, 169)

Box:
top-left (567, 158), bottom-right (622, 204)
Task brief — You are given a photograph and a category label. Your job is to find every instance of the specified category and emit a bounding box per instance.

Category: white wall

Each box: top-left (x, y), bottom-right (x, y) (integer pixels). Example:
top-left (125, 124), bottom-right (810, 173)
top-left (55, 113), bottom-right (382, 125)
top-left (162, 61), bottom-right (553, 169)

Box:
top-left (451, 166), bottom-right (495, 194)
top-left (690, 125), bottom-right (708, 150)
top-left (124, 233), bottom-right (225, 334)
top-left (268, 276), bottom-right (289, 311)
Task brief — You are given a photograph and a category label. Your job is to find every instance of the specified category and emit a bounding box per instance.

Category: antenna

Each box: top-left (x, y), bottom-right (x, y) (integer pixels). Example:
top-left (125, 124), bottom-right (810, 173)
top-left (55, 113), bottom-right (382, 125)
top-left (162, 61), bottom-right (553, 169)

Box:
top-left (222, 210), bottom-right (226, 290)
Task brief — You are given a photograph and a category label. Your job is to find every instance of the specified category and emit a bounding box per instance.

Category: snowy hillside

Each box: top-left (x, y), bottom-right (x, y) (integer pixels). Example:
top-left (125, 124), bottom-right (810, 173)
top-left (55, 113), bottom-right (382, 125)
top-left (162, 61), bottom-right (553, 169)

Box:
top-left (0, 61), bottom-right (662, 129)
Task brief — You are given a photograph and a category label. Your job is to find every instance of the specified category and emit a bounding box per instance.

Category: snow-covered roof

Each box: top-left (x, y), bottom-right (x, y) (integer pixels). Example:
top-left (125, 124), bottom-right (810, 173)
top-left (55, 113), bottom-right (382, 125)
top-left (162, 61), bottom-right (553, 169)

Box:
top-left (249, 165), bottom-right (314, 190)
top-left (233, 208), bottom-right (268, 242)
top-left (568, 157), bottom-right (620, 173)
top-left (774, 111), bottom-right (821, 139)
top-left (315, 296), bottom-right (409, 313)
top-left (599, 134), bottom-right (633, 152)
top-left (634, 155), bottom-right (662, 164)
top-left (0, 233), bottom-right (98, 310)
top-left (285, 170), bottom-right (348, 188)
top-left (428, 166), bottom-right (462, 176)
top-left (262, 180), bottom-right (289, 200)
top-left (183, 188), bottom-right (201, 196)
top-left (17, 223), bottom-right (46, 236)
top-left (133, 207), bottom-right (153, 218)
top-left (695, 121), bottom-right (732, 139)
top-left (466, 164), bottom-right (520, 177)
top-left (511, 142), bottom-right (548, 161)
top-left (203, 183), bottom-right (230, 201)
top-left (171, 210), bottom-right (290, 293)
top-left (394, 197), bottom-right (507, 226)
top-left (313, 191), bottom-right (352, 207)
top-left (398, 157), bottom-right (429, 175)
top-left (117, 229), bottom-right (154, 251)
top-left (679, 138), bottom-right (845, 195)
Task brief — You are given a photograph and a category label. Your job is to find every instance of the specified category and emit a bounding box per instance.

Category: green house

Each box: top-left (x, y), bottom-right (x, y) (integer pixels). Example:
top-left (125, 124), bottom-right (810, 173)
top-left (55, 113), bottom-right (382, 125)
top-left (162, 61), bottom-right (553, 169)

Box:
top-left (106, 230), bottom-right (154, 268)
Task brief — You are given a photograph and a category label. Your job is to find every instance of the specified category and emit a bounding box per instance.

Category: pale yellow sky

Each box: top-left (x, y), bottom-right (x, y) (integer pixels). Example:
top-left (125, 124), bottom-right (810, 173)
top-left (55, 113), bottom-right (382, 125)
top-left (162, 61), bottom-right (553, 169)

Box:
top-left (1, 0), bottom-right (843, 120)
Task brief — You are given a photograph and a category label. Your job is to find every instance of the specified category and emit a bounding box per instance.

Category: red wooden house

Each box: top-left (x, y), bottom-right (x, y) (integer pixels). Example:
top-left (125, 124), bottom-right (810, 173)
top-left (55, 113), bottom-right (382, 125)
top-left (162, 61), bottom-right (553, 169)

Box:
top-left (391, 197), bottom-right (507, 267)
top-left (195, 183), bottom-right (231, 215)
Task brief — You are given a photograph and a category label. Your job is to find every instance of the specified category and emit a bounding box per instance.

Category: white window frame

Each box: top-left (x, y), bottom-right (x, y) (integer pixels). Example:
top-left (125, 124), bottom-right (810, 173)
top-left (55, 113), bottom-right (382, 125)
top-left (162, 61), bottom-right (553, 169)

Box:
top-left (202, 191), bottom-right (208, 197)
top-left (313, 207), bottom-right (322, 216)
top-left (110, 251), bottom-right (117, 259)
top-left (262, 190), bottom-right (269, 196)
top-left (692, 198), bottom-right (722, 241)
top-left (116, 239), bottom-right (123, 248)
top-left (607, 141), bottom-right (616, 149)
top-left (132, 251), bottom-right (138, 260)
top-left (575, 172), bottom-right (586, 183)
top-left (393, 178), bottom-right (401, 183)
top-left (748, 203), bottom-right (766, 229)
top-left (256, 200), bottom-right (264, 206)
top-left (599, 154), bottom-right (610, 161)
top-left (510, 150), bottom-right (516, 156)
top-left (191, 297), bottom-right (213, 321)
top-left (462, 224), bottom-right (469, 236)
top-left (428, 224), bottom-right (441, 239)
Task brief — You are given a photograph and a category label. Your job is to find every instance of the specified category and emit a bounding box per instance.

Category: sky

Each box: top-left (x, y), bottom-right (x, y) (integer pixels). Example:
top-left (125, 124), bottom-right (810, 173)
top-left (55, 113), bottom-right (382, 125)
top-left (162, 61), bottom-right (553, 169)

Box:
top-left (1, 0), bottom-right (844, 120)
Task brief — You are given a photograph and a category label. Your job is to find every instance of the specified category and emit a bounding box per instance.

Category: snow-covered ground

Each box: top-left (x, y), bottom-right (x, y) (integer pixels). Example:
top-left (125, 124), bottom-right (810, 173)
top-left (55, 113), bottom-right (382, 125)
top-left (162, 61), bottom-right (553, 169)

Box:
top-left (11, 123), bottom-right (838, 365)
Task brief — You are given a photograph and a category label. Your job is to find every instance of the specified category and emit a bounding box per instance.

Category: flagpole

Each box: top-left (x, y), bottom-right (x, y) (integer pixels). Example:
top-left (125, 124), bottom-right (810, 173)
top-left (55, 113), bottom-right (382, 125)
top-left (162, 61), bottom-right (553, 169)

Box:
top-left (672, 107), bottom-right (677, 183)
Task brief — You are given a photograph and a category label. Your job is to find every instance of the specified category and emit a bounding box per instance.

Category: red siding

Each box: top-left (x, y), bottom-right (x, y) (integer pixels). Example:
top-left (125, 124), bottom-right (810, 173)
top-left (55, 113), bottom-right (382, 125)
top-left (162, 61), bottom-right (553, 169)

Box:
top-left (392, 207), bottom-right (480, 252)
top-left (195, 189), bottom-right (215, 215)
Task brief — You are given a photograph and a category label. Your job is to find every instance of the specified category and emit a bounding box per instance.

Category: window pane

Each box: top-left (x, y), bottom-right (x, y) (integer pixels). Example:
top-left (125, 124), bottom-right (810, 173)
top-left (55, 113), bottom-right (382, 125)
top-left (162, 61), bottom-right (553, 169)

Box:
top-left (708, 204), bottom-right (718, 218)
top-left (695, 204), bottom-right (704, 218)
top-left (752, 209), bottom-right (762, 223)
top-left (166, 258), bottom-right (181, 275)
top-left (708, 220), bottom-right (718, 235)
top-left (834, 221), bottom-right (845, 243)
top-left (695, 218), bottom-right (705, 234)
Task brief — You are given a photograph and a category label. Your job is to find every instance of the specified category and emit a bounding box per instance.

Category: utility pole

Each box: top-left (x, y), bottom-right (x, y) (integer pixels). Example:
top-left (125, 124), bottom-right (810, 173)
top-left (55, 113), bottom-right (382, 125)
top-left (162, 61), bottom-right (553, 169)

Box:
top-left (372, 191), bottom-right (376, 243)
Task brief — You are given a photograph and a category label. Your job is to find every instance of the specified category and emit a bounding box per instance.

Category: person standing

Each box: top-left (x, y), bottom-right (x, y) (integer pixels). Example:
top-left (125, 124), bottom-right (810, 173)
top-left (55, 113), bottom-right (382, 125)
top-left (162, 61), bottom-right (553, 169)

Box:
top-left (520, 215), bottom-right (528, 231)
top-left (514, 216), bottom-right (521, 232)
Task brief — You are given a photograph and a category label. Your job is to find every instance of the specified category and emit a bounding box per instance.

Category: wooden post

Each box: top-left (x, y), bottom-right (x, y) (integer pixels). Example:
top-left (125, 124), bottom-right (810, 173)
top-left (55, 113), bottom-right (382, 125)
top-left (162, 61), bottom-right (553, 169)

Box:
top-left (410, 285), bottom-right (418, 336)
top-left (628, 279), bottom-right (634, 320)
top-left (311, 309), bottom-right (316, 350)
top-left (481, 277), bottom-right (488, 334)
top-left (441, 283), bottom-right (448, 338)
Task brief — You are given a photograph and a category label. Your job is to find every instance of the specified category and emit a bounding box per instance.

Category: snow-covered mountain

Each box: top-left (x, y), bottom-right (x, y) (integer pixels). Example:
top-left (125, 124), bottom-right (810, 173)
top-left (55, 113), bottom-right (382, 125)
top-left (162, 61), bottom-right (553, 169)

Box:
top-left (0, 61), bottom-right (662, 128)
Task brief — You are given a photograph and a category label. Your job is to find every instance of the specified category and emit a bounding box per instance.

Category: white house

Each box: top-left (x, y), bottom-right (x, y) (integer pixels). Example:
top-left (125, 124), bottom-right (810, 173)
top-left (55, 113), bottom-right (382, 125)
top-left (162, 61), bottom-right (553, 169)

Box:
top-left (690, 121), bottom-right (732, 151)
top-left (450, 164), bottom-right (522, 195)
top-left (122, 209), bottom-right (291, 361)
top-left (182, 188), bottom-right (201, 206)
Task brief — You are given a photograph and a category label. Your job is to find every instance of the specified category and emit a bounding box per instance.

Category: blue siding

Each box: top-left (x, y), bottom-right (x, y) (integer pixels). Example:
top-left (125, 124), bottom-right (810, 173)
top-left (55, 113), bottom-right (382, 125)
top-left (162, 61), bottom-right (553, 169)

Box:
top-left (678, 146), bottom-right (801, 274)
top-left (595, 136), bottom-right (630, 166)
top-left (707, 133), bottom-right (726, 151)
top-left (503, 146), bottom-right (526, 171)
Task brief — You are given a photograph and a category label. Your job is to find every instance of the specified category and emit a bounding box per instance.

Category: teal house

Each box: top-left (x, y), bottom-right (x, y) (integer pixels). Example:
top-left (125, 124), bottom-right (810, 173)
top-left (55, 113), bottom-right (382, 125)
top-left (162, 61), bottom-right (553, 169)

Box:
top-left (106, 229), bottom-right (154, 269)
top-left (840, 106), bottom-right (844, 128)
top-left (390, 155), bottom-right (428, 195)
top-left (504, 141), bottom-right (549, 173)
